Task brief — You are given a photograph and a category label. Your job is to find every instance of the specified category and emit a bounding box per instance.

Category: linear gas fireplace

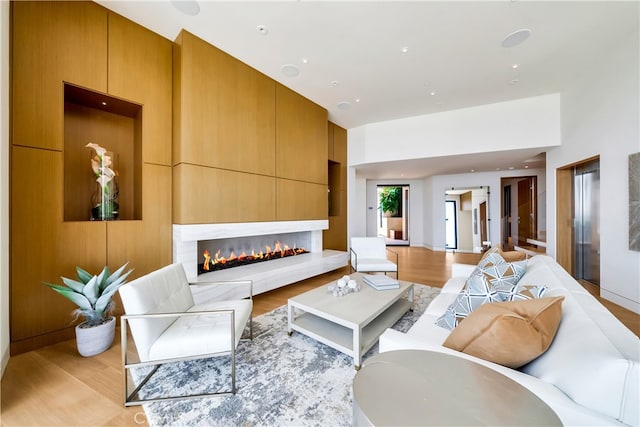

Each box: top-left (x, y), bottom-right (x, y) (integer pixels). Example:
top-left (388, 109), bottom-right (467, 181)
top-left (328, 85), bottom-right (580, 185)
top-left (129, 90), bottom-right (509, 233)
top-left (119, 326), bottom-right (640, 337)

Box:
top-left (198, 232), bottom-right (310, 274)
top-left (173, 220), bottom-right (330, 282)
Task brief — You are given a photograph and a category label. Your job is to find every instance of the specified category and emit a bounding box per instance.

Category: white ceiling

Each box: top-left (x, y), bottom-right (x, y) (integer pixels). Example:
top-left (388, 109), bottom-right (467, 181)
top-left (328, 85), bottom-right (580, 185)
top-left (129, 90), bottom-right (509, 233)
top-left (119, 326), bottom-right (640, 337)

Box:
top-left (96, 0), bottom-right (639, 179)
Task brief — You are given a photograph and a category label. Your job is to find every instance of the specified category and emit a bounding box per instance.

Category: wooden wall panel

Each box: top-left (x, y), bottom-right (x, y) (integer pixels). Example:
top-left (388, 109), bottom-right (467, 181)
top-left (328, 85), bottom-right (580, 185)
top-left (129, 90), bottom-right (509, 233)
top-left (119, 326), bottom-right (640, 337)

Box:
top-left (107, 164), bottom-right (172, 278)
top-left (173, 164), bottom-right (276, 224)
top-left (107, 13), bottom-right (173, 166)
top-left (324, 122), bottom-right (348, 250)
top-left (174, 31), bottom-right (276, 175)
top-left (11, 1), bottom-right (107, 151)
top-left (276, 84), bottom-right (327, 185)
top-left (324, 214), bottom-right (347, 251)
top-left (11, 147), bottom-right (107, 343)
top-left (276, 179), bottom-right (327, 221)
top-left (327, 122), bottom-right (335, 160)
top-left (329, 122), bottom-right (347, 166)
top-left (10, 1), bottom-right (173, 354)
top-left (556, 168), bottom-right (573, 274)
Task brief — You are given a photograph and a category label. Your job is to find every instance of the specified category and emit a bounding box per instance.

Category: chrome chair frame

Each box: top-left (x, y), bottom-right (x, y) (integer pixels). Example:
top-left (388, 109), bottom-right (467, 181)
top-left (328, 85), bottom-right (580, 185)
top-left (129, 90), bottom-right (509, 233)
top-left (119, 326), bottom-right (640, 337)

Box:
top-left (349, 247), bottom-right (399, 276)
top-left (121, 280), bottom-right (253, 406)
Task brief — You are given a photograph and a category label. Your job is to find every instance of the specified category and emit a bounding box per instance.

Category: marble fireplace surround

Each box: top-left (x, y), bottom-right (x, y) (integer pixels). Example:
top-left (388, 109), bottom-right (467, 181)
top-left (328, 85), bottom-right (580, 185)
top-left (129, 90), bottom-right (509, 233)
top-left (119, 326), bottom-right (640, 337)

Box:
top-left (173, 220), bottom-right (348, 295)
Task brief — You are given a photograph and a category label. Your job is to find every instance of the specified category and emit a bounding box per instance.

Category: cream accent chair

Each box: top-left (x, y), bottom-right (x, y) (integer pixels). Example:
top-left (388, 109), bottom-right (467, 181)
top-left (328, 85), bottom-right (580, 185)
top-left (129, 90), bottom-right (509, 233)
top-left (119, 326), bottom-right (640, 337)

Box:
top-left (118, 263), bottom-right (253, 406)
top-left (350, 236), bottom-right (399, 277)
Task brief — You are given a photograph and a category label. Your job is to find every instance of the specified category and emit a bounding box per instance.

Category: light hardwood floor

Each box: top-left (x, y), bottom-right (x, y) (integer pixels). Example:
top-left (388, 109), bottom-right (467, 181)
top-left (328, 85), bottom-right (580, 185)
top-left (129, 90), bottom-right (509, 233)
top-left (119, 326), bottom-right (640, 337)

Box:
top-left (1, 247), bottom-right (638, 426)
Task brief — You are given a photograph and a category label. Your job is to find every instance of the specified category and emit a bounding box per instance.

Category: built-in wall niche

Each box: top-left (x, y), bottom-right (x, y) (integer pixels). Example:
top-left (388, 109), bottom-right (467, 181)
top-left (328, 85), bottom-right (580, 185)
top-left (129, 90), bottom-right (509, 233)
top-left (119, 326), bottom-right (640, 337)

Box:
top-left (63, 83), bottom-right (142, 221)
top-left (328, 160), bottom-right (341, 216)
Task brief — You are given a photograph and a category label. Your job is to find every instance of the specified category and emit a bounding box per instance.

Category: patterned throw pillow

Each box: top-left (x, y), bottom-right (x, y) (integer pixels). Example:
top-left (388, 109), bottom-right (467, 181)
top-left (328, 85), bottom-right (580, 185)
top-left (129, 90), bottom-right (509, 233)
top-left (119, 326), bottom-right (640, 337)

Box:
top-left (435, 271), bottom-right (502, 330)
top-left (436, 257), bottom-right (530, 331)
top-left (496, 283), bottom-right (548, 302)
top-left (479, 260), bottom-right (527, 288)
top-left (478, 247), bottom-right (506, 268)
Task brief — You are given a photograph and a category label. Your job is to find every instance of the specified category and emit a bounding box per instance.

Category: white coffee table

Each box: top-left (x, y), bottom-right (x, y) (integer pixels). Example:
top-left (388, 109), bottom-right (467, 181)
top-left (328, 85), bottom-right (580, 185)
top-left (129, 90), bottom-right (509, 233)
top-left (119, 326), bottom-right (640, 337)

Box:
top-left (287, 273), bottom-right (414, 369)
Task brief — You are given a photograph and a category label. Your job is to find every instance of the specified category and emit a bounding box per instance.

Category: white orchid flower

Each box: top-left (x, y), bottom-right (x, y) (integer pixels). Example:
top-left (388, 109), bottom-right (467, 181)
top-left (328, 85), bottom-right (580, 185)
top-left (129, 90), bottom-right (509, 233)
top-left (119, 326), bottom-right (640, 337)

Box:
top-left (96, 174), bottom-right (113, 188)
top-left (87, 142), bottom-right (116, 190)
top-left (102, 154), bottom-right (113, 169)
top-left (102, 166), bottom-right (116, 180)
top-left (85, 142), bottom-right (106, 157)
top-left (90, 157), bottom-right (101, 176)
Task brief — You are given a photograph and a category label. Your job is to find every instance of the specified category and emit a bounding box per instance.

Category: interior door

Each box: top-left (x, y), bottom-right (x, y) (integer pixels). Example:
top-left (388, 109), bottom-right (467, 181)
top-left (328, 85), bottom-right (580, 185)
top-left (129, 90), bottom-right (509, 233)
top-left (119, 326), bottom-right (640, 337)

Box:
top-left (479, 201), bottom-right (487, 245)
top-left (517, 178), bottom-right (536, 246)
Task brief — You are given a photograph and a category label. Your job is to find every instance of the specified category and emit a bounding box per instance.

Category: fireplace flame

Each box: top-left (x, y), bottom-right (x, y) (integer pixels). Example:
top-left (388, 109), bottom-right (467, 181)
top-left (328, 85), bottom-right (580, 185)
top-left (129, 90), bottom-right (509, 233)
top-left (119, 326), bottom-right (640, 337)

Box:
top-left (200, 240), bottom-right (309, 274)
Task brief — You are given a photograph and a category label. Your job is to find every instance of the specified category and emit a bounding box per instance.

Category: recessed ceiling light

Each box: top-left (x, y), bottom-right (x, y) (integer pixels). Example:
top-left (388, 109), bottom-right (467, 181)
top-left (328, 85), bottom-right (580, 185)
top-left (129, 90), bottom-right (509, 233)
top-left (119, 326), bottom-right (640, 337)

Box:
top-left (524, 165), bottom-right (529, 169)
top-left (101, 101), bottom-right (107, 106)
top-left (337, 101), bottom-right (351, 111)
top-left (331, 80), bottom-right (339, 86)
top-left (281, 64), bottom-right (299, 77)
top-left (508, 166), bottom-right (515, 170)
top-left (401, 47), bottom-right (409, 53)
top-left (512, 64), bottom-right (519, 69)
top-left (301, 57), bottom-right (309, 64)
top-left (355, 98), bottom-right (361, 103)
top-left (256, 24), bottom-right (269, 35)
top-left (470, 169), bottom-right (475, 173)
top-left (430, 92), bottom-right (436, 96)
top-left (501, 29), bottom-right (531, 48)
top-left (170, 0), bottom-right (200, 16)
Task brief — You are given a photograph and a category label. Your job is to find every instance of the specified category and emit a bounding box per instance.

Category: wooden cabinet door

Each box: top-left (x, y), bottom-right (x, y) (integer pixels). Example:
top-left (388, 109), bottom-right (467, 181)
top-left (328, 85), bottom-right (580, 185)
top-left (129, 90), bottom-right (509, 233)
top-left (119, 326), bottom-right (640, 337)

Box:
top-left (329, 122), bottom-right (348, 164)
top-left (173, 164), bottom-right (276, 224)
top-left (108, 13), bottom-right (173, 166)
top-left (107, 164), bottom-right (173, 278)
top-left (12, 1), bottom-right (107, 151)
top-left (11, 147), bottom-right (107, 346)
top-left (276, 179), bottom-right (327, 221)
top-left (276, 84), bottom-right (328, 185)
top-left (174, 31), bottom-right (276, 175)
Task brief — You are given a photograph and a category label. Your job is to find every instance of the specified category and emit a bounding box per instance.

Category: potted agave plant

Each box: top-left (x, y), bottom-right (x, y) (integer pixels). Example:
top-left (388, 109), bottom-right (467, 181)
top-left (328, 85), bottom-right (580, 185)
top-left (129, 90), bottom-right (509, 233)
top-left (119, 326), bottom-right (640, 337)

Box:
top-left (43, 263), bottom-right (133, 357)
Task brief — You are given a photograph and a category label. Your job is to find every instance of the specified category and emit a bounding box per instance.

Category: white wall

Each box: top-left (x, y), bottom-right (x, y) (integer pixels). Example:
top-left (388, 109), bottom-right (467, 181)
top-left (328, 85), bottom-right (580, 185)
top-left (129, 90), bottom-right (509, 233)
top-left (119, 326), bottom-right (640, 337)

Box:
top-left (348, 168), bottom-right (367, 243)
top-left (547, 25), bottom-right (640, 313)
top-left (349, 94), bottom-right (561, 165)
top-left (1, 0), bottom-right (10, 377)
top-left (348, 94), bottom-right (560, 252)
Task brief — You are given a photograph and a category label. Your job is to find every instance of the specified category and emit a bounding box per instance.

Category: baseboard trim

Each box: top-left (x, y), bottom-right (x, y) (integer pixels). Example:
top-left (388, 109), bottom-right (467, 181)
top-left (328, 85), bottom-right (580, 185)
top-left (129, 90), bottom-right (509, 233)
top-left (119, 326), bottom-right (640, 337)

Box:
top-left (10, 326), bottom-right (76, 356)
top-left (1, 343), bottom-right (9, 377)
top-left (600, 289), bottom-right (640, 315)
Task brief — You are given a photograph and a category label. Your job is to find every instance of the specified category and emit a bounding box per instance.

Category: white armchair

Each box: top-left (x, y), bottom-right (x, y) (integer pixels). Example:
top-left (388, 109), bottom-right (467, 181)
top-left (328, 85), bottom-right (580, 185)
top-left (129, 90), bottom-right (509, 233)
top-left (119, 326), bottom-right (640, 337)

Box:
top-left (350, 236), bottom-right (399, 277)
top-left (118, 263), bottom-right (253, 406)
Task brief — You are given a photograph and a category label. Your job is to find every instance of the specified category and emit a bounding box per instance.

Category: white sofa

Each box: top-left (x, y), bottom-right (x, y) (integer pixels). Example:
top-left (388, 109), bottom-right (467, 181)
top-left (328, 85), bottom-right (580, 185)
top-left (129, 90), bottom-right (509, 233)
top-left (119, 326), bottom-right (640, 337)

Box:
top-left (379, 255), bottom-right (640, 426)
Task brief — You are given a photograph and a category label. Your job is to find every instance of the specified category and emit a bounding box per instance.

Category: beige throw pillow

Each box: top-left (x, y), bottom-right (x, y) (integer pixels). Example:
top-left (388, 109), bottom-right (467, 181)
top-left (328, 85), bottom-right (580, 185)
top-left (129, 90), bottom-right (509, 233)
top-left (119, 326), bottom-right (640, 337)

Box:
top-left (442, 296), bottom-right (565, 369)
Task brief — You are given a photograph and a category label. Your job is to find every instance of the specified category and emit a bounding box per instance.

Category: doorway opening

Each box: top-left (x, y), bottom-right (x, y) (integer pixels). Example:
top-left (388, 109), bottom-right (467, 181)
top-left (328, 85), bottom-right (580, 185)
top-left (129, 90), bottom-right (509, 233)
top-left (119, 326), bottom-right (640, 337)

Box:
top-left (445, 200), bottom-right (458, 250)
top-left (377, 185), bottom-right (409, 246)
top-left (500, 176), bottom-right (539, 251)
top-left (445, 187), bottom-right (489, 253)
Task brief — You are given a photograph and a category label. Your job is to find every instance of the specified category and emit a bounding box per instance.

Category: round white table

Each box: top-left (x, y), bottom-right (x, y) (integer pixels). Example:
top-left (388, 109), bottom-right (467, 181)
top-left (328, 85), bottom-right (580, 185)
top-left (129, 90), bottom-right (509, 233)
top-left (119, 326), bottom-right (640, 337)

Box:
top-left (352, 350), bottom-right (562, 426)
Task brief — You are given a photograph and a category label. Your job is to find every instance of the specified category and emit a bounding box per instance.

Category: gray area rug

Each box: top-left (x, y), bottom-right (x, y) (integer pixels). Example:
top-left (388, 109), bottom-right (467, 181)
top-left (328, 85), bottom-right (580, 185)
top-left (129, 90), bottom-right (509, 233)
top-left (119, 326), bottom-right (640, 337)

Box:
top-left (138, 284), bottom-right (440, 426)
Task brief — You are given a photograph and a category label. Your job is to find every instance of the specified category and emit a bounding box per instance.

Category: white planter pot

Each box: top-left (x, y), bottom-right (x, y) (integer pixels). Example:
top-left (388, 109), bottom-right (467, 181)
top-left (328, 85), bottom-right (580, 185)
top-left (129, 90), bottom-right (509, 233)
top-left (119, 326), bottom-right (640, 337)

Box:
top-left (75, 317), bottom-right (116, 357)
